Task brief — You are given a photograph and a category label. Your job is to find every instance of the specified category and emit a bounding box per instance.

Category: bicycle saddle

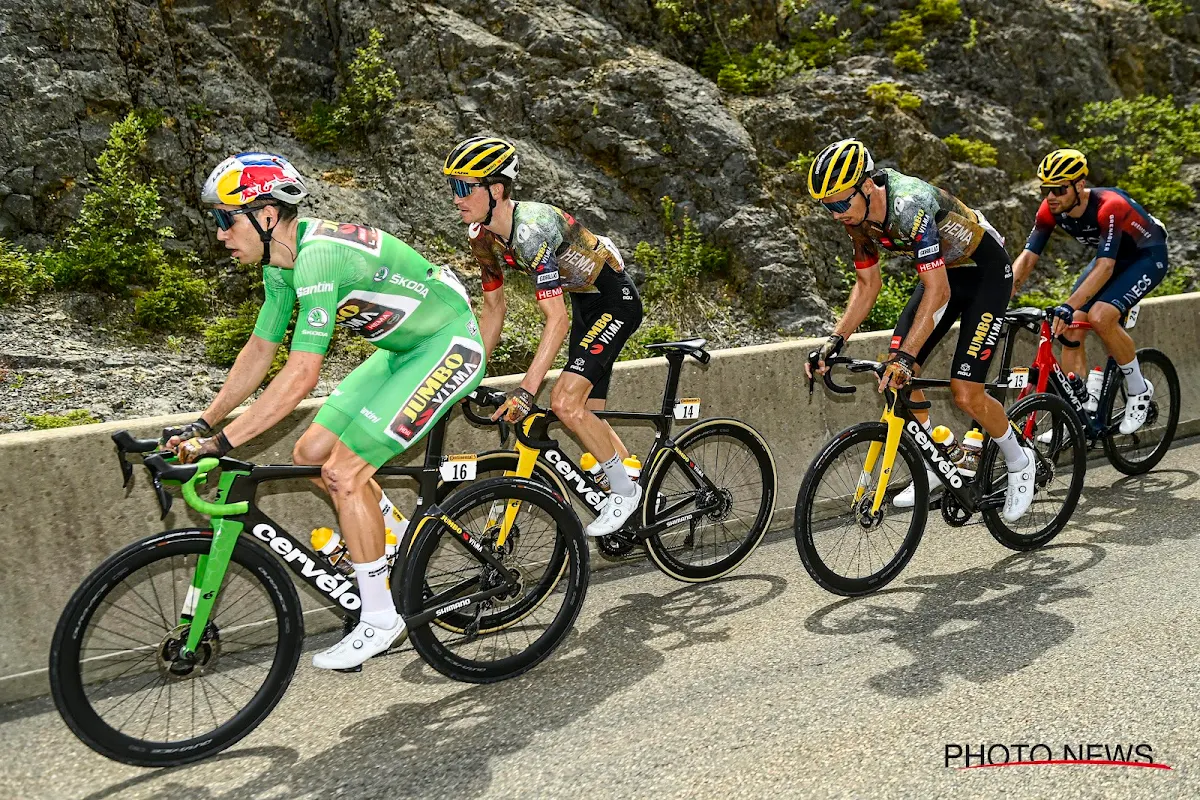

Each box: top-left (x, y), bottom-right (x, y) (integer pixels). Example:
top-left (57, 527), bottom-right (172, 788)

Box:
top-left (1003, 307), bottom-right (1045, 326)
top-left (645, 338), bottom-right (710, 362)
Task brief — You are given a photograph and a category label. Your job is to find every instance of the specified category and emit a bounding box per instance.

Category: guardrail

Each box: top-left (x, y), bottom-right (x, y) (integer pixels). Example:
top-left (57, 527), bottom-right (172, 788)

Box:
top-left (2, 293), bottom-right (1196, 702)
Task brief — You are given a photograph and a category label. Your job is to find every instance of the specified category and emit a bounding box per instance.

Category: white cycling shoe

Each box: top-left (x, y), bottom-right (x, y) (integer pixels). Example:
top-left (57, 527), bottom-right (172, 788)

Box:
top-left (312, 616), bottom-right (406, 671)
top-left (1119, 380), bottom-right (1154, 435)
top-left (893, 468), bottom-right (942, 509)
top-left (585, 485), bottom-right (642, 537)
top-left (1001, 447), bottom-right (1038, 523)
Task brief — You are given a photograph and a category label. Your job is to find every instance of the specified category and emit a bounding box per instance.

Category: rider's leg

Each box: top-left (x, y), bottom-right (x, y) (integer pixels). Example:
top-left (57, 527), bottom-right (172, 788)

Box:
top-left (553, 374), bottom-right (635, 494)
top-left (1088, 302), bottom-right (1142, 391)
top-left (586, 397), bottom-right (631, 460)
top-left (1058, 312), bottom-right (1090, 379)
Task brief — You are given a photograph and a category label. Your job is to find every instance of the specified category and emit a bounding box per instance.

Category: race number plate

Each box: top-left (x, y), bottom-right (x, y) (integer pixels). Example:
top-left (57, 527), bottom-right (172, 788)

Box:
top-left (673, 398), bottom-right (701, 420)
top-left (1124, 305), bottom-right (1140, 329)
top-left (1007, 368), bottom-right (1030, 389)
top-left (440, 454), bottom-right (478, 481)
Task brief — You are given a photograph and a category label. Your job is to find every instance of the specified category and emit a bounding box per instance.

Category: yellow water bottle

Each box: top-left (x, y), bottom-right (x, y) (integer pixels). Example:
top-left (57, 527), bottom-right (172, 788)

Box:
top-left (311, 527), bottom-right (354, 576)
top-left (581, 452), bottom-right (611, 491)
top-left (623, 455), bottom-right (642, 481)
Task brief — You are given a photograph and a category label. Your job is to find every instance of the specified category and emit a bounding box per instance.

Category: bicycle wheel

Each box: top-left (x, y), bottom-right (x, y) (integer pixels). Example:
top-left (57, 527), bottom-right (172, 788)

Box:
top-left (428, 452), bottom-right (571, 630)
top-left (49, 529), bottom-right (303, 767)
top-left (980, 392), bottom-right (1086, 551)
top-left (793, 422), bottom-right (928, 597)
top-left (1102, 348), bottom-right (1179, 475)
top-left (402, 477), bottom-right (588, 683)
top-left (642, 418), bottom-right (777, 582)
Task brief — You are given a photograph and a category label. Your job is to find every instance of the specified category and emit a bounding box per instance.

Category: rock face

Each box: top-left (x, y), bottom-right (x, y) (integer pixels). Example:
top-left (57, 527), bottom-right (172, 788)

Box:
top-left (2, 0), bottom-right (1199, 333)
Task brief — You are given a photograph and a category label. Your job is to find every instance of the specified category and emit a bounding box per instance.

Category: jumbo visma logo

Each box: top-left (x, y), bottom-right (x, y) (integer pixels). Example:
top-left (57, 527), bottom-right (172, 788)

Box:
top-left (389, 342), bottom-right (483, 443)
top-left (579, 313), bottom-right (613, 353)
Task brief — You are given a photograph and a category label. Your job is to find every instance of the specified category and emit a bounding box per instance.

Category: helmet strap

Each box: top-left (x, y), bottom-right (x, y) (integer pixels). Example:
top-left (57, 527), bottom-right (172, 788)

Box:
top-left (483, 183), bottom-right (497, 227)
top-left (246, 208), bottom-right (276, 265)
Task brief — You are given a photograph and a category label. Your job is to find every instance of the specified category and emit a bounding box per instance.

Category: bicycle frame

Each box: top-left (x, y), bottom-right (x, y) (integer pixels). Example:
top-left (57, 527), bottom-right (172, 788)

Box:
top-left (496, 351), bottom-right (725, 543)
top-left (119, 421), bottom-right (518, 662)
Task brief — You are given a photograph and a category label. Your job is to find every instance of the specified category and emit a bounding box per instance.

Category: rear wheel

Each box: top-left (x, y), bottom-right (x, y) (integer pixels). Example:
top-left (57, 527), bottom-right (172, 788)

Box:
top-left (793, 422), bottom-right (927, 597)
top-left (49, 530), bottom-right (303, 767)
top-left (403, 477), bottom-right (588, 683)
top-left (642, 419), bottom-right (777, 582)
top-left (980, 392), bottom-right (1086, 551)
top-left (1102, 348), bottom-right (1179, 475)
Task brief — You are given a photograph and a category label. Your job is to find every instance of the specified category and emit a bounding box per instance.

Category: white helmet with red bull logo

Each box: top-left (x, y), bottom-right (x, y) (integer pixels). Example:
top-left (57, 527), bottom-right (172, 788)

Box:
top-left (202, 152), bottom-right (308, 207)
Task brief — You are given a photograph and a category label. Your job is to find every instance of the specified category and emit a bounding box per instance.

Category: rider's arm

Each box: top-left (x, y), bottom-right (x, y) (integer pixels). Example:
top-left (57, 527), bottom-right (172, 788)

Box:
top-left (524, 292), bottom-right (571, 394)
top-left (221, 246), bottom-right (344, 447)
top-left (832, 226), bottom-right (883, 338)
top-left (1014, 199), bottom-right (1055, 296)
top-left (197, 267), bottom-right (295, 425)
top-left (480, 287), bottom-right (506, 359)
top-left (1011, 250), bottom-right (1039, 297)
top-left (1067, 194), bottom-right (1126, 308)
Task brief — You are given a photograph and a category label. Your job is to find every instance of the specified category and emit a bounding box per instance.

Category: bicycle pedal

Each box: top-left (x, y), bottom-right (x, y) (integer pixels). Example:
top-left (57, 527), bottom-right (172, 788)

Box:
top-left (333, 665), bottom-right (363, 674)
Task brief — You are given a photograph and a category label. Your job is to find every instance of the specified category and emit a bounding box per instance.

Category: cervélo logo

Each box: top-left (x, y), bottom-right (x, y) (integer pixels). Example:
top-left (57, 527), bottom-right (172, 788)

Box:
top-left (251, 523), bottom-right (360, 611)
top-left (389, 339), bottom-right (483, 444)
top-left (905, 420), bottom-right (962, 489)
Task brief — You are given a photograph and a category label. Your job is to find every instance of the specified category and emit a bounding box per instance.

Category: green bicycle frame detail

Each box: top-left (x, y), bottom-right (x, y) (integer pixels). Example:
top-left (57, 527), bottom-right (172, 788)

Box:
top-left (164, 460), bottom-right (252, 655)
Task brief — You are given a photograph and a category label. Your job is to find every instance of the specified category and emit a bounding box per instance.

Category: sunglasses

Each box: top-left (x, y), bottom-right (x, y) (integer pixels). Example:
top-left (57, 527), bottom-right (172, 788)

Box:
top-left (1041, 185), bottom-right (1073, 197)
top-left (448, 177), bottom-right (487, 198)
top-left (209, 207), bottom-right (259, 231)
top-left (821, 185), bottom-right (865, 214)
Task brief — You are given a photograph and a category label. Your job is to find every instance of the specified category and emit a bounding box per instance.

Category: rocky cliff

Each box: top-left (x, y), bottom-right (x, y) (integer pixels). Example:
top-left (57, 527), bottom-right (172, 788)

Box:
top-left (2, 0), bottom-right (1199, 427)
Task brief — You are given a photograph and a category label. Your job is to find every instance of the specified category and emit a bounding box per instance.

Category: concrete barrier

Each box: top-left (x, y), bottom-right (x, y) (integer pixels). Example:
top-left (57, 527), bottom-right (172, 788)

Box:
top-left (2, 293), bottom-right (1197, 703)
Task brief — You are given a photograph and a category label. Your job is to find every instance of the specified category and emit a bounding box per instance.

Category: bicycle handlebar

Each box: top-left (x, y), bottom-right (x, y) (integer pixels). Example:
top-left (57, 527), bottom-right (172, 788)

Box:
top-left (809, 356), bottom-right (932, 409)
top-left (112, 431), bottom-right (249, 520)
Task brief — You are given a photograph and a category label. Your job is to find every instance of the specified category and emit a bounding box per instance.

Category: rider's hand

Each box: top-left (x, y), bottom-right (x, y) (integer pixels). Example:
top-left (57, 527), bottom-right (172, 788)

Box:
top-left (1049, 303), bottom-right (1075, 338)
top-left (805, 334), bottom-right (845, 380)
top-left (492, 387), bottom-right (535, 424)
top-left (161, 417), bottom-right (215, 449)
top-left (174, 432), bottom-right (233, 464)
top-left (879, 351), bottom-right (916, 392)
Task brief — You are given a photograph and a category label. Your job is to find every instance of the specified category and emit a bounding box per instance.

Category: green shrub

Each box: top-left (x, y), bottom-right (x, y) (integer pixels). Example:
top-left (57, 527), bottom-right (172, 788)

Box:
top-left (619, 323), bottom-right (681, 362)
top-left (963, 17), bottom-right (979, 50)
top-left (297, 29), bottom-right (400, 148)
top-left (1148, 266), bottom-right (1195, 298)
top-left (785, 151), bottom-right (816, 175)
top-left (0, 239), bottom-right (52, 304)
top-left (41, 112), bottom-right (174, 293)
top-left (204, 302), bottom-right (261, 366)
top-left (134, 262), bottom-right (209, 332)
top-left (884, 13), bottom-right (925, 51)
top-left (892, 47), bottom-right (927, 73)
top-left (488, 274), bottom-right (566, 376)
top-left (1012, 261), bottom-right (1078, 310)
top-left (25, 409), bottom-right (100, 429)
top-left (865, 81), bottom-right (921, 111)
top-left (917, 0), bottom-right (963, 26)
top-left (842, 267), bottom-right (919, 333)
top-left (1071, 95), bottom-right (1200, 216)
top-left (943, 134), bottom-right (998, 167)
top-left (1133, 0), bottom-right (1186, 21)
top-left (634, 196), bottom-right (729, 308)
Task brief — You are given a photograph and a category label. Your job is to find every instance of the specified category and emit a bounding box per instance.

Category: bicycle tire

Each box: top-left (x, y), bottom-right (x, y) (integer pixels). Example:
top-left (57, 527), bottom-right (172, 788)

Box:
top-left (793, 422), bottom-right (928, 597)
top-left (49, 529), bottom-right (303, 767)
top-left (402, 477), bottom-right (588, 683)
top-left (980, 392), bottom-right (1086, 550)
top-left (427, 452), bottom-right (570, 630)
top-left (1102, 348), bottom-right (1180, 475)
top-left (642, 418), bottom-right (777, 582)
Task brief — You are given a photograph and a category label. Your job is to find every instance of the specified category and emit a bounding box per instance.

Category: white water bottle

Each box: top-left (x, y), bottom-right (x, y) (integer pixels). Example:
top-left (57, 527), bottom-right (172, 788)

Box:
top-left (959, 429), bottom-right (984, 478)
top-left (1085, 367), bottom-right (1103, 413)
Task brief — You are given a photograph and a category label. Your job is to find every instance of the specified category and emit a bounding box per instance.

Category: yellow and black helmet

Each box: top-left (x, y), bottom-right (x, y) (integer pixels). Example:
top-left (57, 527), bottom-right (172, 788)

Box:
top-left (443, 136), bottom-right (519, 182)
top-left (1037, 148), bottom-right (1088, 186)
top-left (808, 138), bottom-right (874, 201)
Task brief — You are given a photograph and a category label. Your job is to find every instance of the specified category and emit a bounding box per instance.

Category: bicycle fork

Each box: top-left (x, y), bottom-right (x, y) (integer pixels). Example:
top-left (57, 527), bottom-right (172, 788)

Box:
top-left (852, 391), bottom-right (906, 516)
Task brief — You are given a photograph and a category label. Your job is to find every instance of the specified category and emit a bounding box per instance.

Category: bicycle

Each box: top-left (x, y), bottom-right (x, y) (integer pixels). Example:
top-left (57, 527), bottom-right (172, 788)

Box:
top-left (794, 355), bottom-right (1086, 597)
top-left (1000, 305), bottom-right (1179, 475)
top-left (446, 339), bottom-right (778, 583)
top-left (49, 415), bottom-right (588, 767)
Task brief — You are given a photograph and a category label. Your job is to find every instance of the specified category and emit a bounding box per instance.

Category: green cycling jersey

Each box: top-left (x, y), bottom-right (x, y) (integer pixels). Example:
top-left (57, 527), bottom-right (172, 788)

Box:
top-left (254, 218), bottom-right (476, 353)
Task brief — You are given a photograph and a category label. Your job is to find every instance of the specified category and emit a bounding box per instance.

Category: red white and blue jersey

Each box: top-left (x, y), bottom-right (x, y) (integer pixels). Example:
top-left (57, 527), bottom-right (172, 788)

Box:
top-left (1024, 187), bottom-right (1167, 263)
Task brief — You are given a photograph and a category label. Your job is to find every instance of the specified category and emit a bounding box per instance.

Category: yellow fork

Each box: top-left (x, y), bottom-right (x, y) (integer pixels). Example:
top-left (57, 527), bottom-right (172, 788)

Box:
top-left (851, 390), bottom-right (906, 515)
top-left (490, 414), bottom-right (545, 548)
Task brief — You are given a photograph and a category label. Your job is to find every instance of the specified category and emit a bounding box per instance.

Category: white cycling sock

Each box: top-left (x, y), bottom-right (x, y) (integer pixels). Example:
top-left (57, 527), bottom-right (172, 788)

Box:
top-left (1119, 357), bottom-right (1148, 396)
top-left (919, 417), bottom-right (933, 434)
top-left (379, 491), bottom-right (405, 529)
top-left (354, 556), bottom-right (398, 628)
top-left (995, 428), bottom-right (1029, 472)
top-left (601, 452), bottom-right (636, 497)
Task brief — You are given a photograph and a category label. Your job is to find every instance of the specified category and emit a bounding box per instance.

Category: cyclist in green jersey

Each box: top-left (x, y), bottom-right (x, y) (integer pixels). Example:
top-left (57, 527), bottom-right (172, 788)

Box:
top-left (804, 139), bottom-right (1036, 522)
top-left (443, 136), bottom-right (645, 537)
top-left (167, 152), bottom-right (485, 670)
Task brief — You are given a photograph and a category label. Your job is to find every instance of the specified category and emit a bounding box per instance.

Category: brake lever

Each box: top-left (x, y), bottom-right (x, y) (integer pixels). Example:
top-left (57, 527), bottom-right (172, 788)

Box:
top-left (151, 475), bottom-right (173, 520)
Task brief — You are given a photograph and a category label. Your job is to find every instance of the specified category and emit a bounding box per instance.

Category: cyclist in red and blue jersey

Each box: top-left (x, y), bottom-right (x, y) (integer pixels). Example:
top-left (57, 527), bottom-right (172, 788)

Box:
top-left (1012, 148), bottom-right (1169, 433)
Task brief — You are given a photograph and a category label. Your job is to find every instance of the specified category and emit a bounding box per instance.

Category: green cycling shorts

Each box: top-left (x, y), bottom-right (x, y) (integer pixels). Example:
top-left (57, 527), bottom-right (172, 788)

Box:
top-left (313, 313), bottom-right (486, 467)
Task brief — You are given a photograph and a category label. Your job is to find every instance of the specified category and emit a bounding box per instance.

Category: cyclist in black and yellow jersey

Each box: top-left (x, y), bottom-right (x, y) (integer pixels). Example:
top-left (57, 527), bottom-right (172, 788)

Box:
top-left (443, 136), bottom-right (644, 536)
top-left (804, 138), bottom-right (1036, 521)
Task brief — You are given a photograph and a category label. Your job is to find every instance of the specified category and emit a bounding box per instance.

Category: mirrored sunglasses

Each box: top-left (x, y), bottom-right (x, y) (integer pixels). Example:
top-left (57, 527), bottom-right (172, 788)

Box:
top-left (448, 177), bottom-right (486, 198)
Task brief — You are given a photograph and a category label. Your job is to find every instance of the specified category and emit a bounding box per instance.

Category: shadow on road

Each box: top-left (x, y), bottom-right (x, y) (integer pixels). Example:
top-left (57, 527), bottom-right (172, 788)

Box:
top-left (1075, 468), bottom-right (1200, 547)
top-left (79, 574), bottom-right (786, 800)
top-left (804, 543), bottom-right (1106, 698)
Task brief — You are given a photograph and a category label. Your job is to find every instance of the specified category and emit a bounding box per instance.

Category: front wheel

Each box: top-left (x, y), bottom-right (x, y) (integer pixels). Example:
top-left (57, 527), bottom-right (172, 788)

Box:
top-left (402, 477), bottom-right (588, 683)
top-left (793, 422), bottom-right (928, 596)
top-left (642, 418), bottom-right (777, 582)
top-left (1102, 348), bottom-right (1179, 475)
top-left (980, 392), bottom-right (1086, 551)
top-left (49, 530), bottom-right (304, 767)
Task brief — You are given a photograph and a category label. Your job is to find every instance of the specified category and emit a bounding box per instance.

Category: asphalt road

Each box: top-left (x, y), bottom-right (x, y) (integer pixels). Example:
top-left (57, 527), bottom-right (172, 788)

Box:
top-left (3, 439), bottom-right (1200, 799)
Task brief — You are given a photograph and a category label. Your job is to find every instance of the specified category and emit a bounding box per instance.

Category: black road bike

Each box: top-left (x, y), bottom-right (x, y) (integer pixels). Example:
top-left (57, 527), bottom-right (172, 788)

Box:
top-left (50, 416), bottom-right (587, 767)
top-left (446, 339), bottom-right (778, 583)
top-left (794, 356), bottom-right (1086, 596)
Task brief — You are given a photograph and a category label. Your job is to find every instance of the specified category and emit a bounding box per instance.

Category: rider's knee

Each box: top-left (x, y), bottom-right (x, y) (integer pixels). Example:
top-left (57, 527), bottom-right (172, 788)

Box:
top-left (320, 457), bottom-right (367, 497)
top-left (1088, 303), bottom-right (1119, 331)
top-left (550, 390), bottom-right (586, 427)
top-left (293, 432), bottom-right (330, 466)
top-left (951, 381), bottom-right (984, 414)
